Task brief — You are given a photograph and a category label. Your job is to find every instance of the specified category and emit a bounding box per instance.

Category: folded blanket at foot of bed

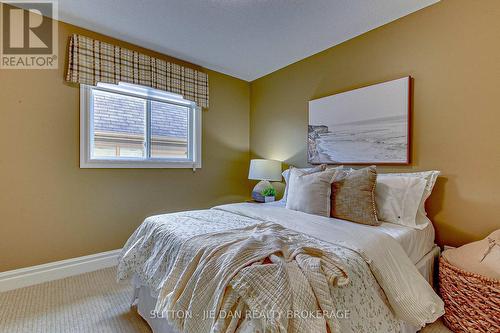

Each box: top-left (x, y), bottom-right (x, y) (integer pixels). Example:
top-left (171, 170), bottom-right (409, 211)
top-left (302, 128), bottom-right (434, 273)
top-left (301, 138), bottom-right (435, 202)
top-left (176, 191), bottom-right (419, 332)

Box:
top-left (155, 222), bottom-right (349, 333)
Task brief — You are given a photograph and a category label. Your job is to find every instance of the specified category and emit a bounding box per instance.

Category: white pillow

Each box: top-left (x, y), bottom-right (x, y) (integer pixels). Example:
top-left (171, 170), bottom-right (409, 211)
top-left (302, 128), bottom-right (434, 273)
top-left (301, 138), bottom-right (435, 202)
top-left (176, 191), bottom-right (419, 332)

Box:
top-left (285, 167), bottom-right (338, 217)
top-left (377, 171), bottom-right (440, 229)
top-left (281, 165), bottom-right (342, 202)
top-left (375, 175), bottom-right (427, 228)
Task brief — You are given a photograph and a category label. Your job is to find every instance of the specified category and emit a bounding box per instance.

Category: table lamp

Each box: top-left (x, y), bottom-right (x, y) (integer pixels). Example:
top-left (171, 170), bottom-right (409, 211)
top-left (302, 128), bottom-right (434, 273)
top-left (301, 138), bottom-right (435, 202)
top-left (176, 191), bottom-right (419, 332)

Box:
top-left (248, 159), bottom-right (282, 202)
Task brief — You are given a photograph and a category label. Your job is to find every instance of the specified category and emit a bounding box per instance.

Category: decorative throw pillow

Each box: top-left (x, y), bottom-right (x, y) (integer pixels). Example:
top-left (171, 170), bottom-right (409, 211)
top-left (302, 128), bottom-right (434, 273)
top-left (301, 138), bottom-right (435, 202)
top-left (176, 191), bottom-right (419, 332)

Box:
top-left (285, 167), bottom-right (339, 217)
top-left (375, 175), bottom-right (427, 228)
top-left (331, 166), bottom-right (380, 226)
top-left (281, 164), bottom-right (327, 201)
top-left (378, 171), bottom-right (440, 229)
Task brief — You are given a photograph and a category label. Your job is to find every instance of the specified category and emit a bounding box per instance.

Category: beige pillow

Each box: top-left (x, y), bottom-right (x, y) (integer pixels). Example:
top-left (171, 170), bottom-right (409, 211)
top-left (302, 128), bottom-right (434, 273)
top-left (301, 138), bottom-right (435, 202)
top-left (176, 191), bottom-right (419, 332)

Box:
top-left (331, 166), bottom-right (380, 226)
top-left (286, 167), bottom-right (339, 217)
top-left (281, 164), bottom-right (327, 201)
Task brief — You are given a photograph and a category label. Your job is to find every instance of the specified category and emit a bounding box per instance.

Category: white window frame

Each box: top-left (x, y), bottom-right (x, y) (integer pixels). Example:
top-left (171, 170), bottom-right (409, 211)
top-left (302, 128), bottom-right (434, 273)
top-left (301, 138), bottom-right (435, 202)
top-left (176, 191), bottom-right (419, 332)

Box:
top-left (80, 82), bottom-right (202, 169)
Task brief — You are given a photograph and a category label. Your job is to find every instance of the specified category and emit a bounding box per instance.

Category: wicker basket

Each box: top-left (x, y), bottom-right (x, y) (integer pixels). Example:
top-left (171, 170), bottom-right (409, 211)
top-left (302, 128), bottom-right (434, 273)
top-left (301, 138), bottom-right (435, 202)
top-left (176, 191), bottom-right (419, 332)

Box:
top-left (439, 256), bottom-right (500, 332)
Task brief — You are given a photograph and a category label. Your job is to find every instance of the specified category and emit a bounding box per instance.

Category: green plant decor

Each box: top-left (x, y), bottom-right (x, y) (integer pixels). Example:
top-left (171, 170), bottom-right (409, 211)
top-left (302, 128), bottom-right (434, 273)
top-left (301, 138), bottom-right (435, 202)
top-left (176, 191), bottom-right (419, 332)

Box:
top-left (261, 187), bottom-right (276, 197)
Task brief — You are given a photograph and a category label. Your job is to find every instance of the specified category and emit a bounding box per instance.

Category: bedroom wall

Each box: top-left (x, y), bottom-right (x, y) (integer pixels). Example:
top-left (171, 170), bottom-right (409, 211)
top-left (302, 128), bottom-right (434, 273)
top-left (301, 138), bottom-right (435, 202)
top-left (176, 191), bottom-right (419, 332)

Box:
top-left (0, 18), bottom-right (250, 271)
top-left (250, 0), bottom-right (499, 247)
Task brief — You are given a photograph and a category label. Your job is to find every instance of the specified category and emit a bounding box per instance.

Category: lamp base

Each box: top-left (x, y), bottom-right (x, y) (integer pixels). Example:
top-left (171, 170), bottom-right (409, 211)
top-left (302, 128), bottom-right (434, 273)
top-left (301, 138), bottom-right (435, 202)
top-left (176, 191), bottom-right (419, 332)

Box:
top-left (251, 180), bottom-right (272, 202)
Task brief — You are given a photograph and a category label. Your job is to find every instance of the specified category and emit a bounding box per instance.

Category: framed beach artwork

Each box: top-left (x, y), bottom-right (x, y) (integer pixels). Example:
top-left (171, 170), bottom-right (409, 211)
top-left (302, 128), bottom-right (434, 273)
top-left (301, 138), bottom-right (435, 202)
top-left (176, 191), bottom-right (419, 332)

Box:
top-left (308, 76), bottom-right (411, 165)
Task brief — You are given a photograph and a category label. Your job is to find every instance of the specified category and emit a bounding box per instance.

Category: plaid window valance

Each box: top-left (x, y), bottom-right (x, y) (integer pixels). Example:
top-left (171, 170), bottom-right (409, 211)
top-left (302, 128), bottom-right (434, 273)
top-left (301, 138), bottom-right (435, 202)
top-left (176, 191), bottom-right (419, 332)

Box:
top-left (65, 34), bottom-right (209, 108)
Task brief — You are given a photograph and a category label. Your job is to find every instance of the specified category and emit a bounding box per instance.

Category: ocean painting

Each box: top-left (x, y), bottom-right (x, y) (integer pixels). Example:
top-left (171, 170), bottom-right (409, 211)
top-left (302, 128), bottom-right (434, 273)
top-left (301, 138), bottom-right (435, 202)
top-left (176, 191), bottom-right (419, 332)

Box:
top-left (308, 77), bottom-right (410, 164)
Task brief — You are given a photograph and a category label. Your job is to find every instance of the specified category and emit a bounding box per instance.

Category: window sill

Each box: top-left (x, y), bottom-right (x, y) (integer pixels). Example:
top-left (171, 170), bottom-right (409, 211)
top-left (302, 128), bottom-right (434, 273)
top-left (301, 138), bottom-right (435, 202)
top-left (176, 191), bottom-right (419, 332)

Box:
top-left (80, 159), bottom-right (201, 169)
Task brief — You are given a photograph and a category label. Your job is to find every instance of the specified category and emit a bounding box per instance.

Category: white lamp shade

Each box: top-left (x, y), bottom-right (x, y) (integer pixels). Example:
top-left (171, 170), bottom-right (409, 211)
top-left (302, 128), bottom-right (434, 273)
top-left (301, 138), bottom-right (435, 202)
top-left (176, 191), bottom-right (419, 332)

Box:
top-left (248, 159), bottom-right (282, 181)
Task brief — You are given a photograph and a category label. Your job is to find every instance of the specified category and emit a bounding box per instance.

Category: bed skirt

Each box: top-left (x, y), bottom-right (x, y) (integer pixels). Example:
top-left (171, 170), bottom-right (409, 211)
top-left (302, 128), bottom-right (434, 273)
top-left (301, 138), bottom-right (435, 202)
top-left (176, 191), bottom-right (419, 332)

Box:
top-left (131, 245), bottom-right (441, 333)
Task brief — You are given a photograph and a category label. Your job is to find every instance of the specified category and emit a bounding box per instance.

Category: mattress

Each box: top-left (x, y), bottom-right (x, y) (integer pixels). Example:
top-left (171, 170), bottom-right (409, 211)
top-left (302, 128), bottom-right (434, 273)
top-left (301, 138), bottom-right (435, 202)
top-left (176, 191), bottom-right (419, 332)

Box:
top-left (377, 221), bottom-right (435, 264)
top-left (268, 200), bottom-right (435, 264)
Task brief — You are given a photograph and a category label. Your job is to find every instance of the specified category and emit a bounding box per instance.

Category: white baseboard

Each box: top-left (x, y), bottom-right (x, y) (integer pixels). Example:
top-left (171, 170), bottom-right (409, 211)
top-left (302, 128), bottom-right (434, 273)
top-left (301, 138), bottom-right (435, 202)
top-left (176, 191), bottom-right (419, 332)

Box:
top-left (0, 249), bottom-right (121, 292)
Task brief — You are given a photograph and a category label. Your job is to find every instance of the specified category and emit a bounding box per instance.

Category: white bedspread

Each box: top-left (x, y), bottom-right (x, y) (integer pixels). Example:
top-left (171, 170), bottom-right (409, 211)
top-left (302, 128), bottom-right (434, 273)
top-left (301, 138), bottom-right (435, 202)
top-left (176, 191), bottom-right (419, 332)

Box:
top-left (217, 204), bottom-right (443, 325)
top-left (268, 200), bottom-right (435, 263)
top-left (118, 203), bottom-right (443, 333)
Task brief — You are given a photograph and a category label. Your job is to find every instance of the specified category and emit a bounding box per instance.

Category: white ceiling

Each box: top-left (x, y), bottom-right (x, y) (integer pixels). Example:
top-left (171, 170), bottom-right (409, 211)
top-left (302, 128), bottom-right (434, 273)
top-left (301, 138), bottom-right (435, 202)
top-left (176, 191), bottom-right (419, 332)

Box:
top-left (56, 0), bottom-right (439, 81)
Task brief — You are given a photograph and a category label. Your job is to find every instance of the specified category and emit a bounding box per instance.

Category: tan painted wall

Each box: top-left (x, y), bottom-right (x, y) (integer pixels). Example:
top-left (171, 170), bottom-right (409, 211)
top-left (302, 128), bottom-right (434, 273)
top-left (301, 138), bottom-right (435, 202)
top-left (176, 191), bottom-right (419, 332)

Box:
top-left (250, 0), bottom-right (500, 247)
top-left (0, 19), bottom-right (250, 271)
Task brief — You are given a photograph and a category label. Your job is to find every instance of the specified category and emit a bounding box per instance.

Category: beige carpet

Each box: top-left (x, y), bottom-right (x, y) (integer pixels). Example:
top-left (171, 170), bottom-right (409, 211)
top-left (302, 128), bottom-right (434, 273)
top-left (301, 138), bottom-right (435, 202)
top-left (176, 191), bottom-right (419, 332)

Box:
top-left (0, 267), bottom-right (451, 333)
top-left (0, 267), bottom-right (151, 333)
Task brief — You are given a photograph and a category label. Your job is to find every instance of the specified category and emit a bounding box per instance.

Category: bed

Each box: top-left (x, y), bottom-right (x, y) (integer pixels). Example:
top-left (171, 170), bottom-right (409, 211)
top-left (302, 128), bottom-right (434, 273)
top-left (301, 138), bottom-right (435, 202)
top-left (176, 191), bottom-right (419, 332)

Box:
top-left (118, 202), bottom-right (443, 333)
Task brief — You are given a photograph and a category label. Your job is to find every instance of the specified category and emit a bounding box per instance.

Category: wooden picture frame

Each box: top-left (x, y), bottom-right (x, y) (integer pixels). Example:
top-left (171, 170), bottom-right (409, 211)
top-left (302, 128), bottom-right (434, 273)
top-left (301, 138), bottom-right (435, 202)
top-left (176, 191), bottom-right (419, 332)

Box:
top-left (308, 76), bottom-right (411, 165)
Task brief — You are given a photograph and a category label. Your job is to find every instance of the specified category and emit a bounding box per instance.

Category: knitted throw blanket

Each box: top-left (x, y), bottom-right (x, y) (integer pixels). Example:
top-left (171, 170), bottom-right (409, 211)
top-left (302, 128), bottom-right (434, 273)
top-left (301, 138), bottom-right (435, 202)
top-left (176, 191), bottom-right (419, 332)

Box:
top-left (154, 222), bottom-right (349, 333)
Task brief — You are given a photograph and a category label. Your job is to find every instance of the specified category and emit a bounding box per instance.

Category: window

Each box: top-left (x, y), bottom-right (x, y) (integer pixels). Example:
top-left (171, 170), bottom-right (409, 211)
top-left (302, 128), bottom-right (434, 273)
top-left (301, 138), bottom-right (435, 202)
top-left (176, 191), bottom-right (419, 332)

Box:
top-left (80, 82), bottom-right (201, 168)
